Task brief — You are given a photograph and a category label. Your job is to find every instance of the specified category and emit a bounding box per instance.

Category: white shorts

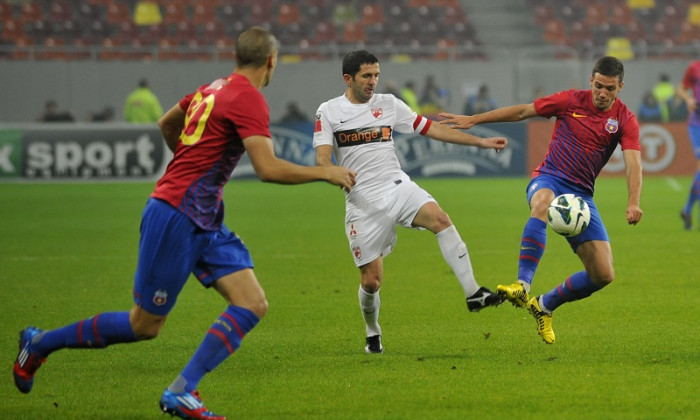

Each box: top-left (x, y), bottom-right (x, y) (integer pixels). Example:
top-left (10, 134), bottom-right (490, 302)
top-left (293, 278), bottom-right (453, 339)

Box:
top-left (344, 179), bottom-right (436, 267)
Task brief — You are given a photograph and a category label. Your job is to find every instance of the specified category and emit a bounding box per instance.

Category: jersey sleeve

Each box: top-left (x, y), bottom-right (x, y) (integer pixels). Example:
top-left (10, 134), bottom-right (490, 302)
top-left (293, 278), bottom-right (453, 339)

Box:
top-left (312, 102), bottom-right (334, 148)
top-left (227, 88), bottom-right (271, 139)
top-left (682, 62), bottom-right (698, 90)
top-left (393, 96), bottom-right (431, 135)
top-left (534, 90), bottom-right (572, 118)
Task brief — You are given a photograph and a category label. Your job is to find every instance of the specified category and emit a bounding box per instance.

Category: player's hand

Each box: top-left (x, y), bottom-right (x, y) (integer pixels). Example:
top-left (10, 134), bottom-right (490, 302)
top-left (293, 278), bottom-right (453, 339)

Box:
top-left (481, 136), bottom-right (508, 152)
top-left (327, 166), bottom-right (357, 192)
top-left (438, 112), bottom-right (476, 130)
top-left (626, 205), bottom-right (643, 225)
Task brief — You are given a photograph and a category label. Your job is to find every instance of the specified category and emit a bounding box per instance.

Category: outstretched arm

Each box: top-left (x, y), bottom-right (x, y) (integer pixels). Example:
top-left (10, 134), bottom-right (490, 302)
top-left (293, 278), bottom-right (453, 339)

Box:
top-left (244, 136), bottom-right (356, 190)
top-left (622, 149), bottom-right (643, 225)
top-left (439, 103), bottom-right (538, 130)
top-left (424, 120), bottom-right (507, 151)
top-left (316, 144), bottom-right (334, 167)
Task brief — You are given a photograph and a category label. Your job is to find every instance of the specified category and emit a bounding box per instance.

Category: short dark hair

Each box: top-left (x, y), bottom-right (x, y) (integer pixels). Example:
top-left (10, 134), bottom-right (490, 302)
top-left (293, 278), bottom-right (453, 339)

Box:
top-left (235, 26), bottom-right (278, 68)
top-left (342, 50), bottom-right (379, 78)
top-left (592, 56), bottom-right (625, 83)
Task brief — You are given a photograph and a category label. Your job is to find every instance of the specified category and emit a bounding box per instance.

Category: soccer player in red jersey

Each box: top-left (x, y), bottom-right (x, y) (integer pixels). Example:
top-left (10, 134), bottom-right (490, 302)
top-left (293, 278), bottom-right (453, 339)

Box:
top-left (676, 60), bottom-right (700, 230)
top-left (13, 27), bottom-right (355, 420)
top-left (440, 56), bottom-right (643, 344)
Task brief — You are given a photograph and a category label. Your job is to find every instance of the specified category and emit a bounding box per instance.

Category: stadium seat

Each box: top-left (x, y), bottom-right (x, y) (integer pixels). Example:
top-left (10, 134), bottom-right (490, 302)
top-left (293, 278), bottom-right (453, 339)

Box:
top-left (678, 20), bottom-right (700, 44)
top-left (106, 2), bottom-right (131, 25)
top-left (98, 37), bottom-right (126, 60)
top-left (18, 2), bottom-right (43, 24)
top-left (162, 3), bottom-right (187, 25)
top-left (278, 3), bottom-right (301, 25)
top-left (543, 19), bottom-right (567, 44)
top-left (360, 4), bottom-right (385, 25)
top-left (342, 21), bottom-right (366, 44)
top-left (0, 2), bottom-right (13, 21)
top-left (605, 36), bottom-right (634, 60)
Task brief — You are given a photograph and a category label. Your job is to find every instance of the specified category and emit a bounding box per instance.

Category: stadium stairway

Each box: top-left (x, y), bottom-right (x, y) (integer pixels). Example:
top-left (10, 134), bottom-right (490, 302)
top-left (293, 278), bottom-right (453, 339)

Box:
top-left (461, 0), bottom-right (542, 48)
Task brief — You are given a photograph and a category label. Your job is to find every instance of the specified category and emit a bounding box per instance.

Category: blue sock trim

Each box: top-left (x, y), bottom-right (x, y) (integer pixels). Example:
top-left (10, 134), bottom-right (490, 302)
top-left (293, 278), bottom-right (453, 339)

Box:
top-left (517, 218), bottom-right (547, 285)
top-left (35, 312), bottom-right (135, 356)
top-left (542, 271), bottom-right (602, 311)
top-left (180, 306), bottom-right (259, 392)
top-left (684, 170), bottom-right (700, 214)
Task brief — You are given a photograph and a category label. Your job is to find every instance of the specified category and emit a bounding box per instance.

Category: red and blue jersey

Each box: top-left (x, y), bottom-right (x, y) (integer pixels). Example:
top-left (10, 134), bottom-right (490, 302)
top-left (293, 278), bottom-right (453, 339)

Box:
top-left (533, 89), bottom-right (640, 194)
top-left (681, 60), bottom-right (700, 126)
top-left (152, 73), bottom-right (271, 230)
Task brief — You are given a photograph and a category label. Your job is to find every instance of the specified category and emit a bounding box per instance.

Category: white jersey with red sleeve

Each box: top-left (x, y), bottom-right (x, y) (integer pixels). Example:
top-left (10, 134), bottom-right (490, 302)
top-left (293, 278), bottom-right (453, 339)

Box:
top-left (313, 93), bottom-right (431, 203)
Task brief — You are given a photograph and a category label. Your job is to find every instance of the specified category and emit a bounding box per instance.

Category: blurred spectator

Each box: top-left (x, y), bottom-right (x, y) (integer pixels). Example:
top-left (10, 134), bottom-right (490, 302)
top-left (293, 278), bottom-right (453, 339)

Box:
top-left (38, 100), bottom-right (75, 122)
top-left (637, 91), bottom-right (662, 122)
top-left (88, 106), bottom-right (115, 122)
top-left (652, 73), bottom-right (675, 122)
top-left (463, 84), bottom-right (497, 115)
top-left (124, 78), bottom-right (163, 123)
top-left (277, 102), bottom-right (310, 123)
top-left (667, 92), bottom-right (689, 122)
top-left (400, 81), bottom-right (420, 112)
top-left (419, 75), bottom-right (448, 117)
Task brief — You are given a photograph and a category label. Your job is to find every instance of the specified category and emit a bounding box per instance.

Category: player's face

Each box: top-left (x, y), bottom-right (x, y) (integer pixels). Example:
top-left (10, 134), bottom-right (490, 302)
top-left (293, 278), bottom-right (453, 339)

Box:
top-left (345, 63), bottom-right (380, 104)
top-left (590, 73), bottom-right (623, 111)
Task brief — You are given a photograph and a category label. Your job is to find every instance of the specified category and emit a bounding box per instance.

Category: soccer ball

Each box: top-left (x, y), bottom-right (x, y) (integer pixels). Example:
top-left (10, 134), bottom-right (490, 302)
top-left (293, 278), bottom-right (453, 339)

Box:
top-left (547, 194), bottom-right (590, 237)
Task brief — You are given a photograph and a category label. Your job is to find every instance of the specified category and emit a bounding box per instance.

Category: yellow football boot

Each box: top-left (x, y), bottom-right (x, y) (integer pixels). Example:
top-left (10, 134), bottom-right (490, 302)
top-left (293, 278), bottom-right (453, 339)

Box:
top-left (527, 296), bottom-right (555, 344)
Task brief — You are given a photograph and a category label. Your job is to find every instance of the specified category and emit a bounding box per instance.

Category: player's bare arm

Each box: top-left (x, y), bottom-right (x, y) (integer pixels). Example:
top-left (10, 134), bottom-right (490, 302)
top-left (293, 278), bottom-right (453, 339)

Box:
top-left (425, 121), bottom-right (507, 151)
top-left (622, 149), bottom-right (643, 225)
top-left (315, 144), bottom-right (335, 167)
top-left (158, 104), bottom-right (187, 153)
top-left (439, 103), bottom-right (538, 129)
top-left (244, 136), bottom-right (356, 190)
top-left (676, 83), bottom-right (697, 113)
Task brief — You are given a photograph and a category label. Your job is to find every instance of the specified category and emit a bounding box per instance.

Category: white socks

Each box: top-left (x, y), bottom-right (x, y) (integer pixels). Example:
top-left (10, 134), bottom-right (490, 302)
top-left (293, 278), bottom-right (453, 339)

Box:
top-left (436, 225), bottom-right (479, 297)
top-left (358, 286), bottom-right (381, 337)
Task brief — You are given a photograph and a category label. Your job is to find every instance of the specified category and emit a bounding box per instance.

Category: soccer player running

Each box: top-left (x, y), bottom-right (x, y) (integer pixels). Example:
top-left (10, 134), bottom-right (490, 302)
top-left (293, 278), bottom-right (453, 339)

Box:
top-left (675, 60), bottom-right (700, 230)
top-left (313, 50), bottom-right (507, 354)
top-left (13, 27), bottom-right (356, 420)
top-left (440, 56), bottom-right (643, 344)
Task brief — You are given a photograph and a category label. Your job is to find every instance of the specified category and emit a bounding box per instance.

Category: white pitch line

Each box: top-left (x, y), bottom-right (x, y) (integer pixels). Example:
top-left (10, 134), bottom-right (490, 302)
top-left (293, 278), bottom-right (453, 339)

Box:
top-left (666, 176), bottom-right (682, 191)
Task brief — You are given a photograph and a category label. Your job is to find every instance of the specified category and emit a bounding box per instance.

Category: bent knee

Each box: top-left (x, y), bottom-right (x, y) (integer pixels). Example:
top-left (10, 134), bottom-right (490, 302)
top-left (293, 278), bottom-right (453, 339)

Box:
top-left (249, 298), bottom-right (269, 319)
top-left (591, 271), bottom-right (614, 287)
top-left (132, 325), bottom-right (162, 341)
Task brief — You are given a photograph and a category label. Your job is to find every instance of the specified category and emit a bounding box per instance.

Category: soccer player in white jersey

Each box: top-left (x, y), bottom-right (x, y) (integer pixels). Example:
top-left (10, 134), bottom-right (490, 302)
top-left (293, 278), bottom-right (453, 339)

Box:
top-left (313, 50), bottom-right (508, 354)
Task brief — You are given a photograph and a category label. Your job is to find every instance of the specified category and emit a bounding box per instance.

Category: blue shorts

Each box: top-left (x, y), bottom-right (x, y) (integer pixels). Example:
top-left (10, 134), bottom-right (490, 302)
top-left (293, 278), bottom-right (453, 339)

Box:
top-left (133, 198), bottom-right (254, 315)
top-left (688, 124), bottom-right (700, 159)
top-left (526, 174), bottom-right (609, 252)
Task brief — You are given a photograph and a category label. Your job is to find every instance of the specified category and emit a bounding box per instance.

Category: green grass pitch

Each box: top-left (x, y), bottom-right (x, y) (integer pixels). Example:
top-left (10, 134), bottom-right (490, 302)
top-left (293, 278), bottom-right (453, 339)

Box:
top-left (1, 176), bottom-right (698, 419)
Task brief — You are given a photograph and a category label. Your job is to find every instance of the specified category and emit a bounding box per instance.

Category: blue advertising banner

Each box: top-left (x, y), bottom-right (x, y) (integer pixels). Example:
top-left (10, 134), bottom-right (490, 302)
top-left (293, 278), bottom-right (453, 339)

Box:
top-left (232, 121), bottom-right (528, 179)
top-left (0, 121), bottom-right (528, 181)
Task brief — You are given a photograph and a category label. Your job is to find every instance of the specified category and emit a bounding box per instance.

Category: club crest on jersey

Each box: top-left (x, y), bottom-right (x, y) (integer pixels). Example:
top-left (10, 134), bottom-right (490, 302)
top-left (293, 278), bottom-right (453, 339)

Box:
top-left (371, 108), bottom-right (383, 118)
top-left (353, 246), bottom-right (361, 259)
top-left (314, 113), bottom-right (322, 133)
top-left (348, 223), bottom-right (357, 239)
top-left (153, 289), bottom-right (168, 306)
top-left (605, 118), bottom-right (619, 134)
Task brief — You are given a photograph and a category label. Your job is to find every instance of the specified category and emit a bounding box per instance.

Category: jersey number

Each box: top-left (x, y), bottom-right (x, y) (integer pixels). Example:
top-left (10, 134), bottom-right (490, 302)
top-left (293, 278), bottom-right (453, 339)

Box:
top-left (180, 91), bottom-right (215, 146)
